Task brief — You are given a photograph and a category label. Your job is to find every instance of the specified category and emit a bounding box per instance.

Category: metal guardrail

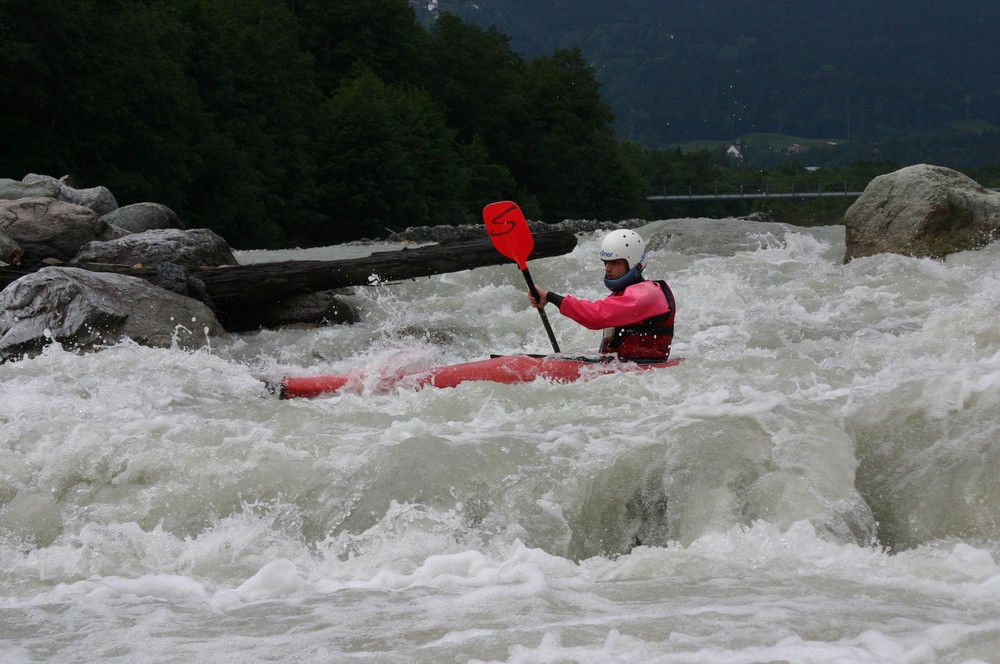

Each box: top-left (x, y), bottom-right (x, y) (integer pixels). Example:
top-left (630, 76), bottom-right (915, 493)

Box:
top-left (648, 187), bottom-right (1000, 201)
top-left (647, 190), bottom-right (863, 201)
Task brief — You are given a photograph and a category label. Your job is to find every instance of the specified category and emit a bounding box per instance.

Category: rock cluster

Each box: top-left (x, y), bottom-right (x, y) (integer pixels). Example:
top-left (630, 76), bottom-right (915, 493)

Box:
top-left (385, 216), bottom-right (655, 244)
top-left (0, 174), bottom-right (234, 361)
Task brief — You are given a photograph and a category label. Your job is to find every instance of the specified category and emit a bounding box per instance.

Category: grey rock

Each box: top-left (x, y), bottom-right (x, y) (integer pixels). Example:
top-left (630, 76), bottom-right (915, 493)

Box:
top-left (257, 290), bottom-right (359, 328)
top-left (0, 177), bottom-right (60, 201)
top-left (0, 197), bottom-right (126, 265)
top-left (0, 266), bottom-right (227, 361)
top-left (101, 202), bottom-right (185, 233)
top-left (156, 261), bottom-right (213, 310)
top-left (844, 163), bottom-right (1000, 261)
top-left (71, 228), bottom-right (237, 267)
top-left (21, 173), bottom-right (118, 215)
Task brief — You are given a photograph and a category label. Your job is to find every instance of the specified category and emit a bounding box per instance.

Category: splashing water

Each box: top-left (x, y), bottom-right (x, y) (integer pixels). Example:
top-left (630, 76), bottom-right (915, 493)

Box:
top-left (2, 218), bottom-right (1000, 663)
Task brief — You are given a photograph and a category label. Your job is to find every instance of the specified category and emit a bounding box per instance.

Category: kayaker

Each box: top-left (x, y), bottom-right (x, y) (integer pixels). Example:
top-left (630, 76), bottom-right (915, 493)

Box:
top-left (528, 229), bottom-right (676, 362)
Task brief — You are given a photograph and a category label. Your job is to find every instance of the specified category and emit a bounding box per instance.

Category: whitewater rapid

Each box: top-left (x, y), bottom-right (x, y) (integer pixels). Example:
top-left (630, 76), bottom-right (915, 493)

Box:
top-left (2, 218), bottom-right (999, 663)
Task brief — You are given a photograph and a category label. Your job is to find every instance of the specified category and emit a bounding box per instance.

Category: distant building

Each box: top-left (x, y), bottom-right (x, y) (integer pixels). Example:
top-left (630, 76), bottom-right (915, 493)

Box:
top-left (726, 144), bottom-right (744, 159)
top-left (409, 1), bottom-right (440, 13)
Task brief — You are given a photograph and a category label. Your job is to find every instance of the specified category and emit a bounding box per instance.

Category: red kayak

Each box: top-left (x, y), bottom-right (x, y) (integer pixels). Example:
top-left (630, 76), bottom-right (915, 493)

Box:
top-left (277, 354), bottom-right (683, 399)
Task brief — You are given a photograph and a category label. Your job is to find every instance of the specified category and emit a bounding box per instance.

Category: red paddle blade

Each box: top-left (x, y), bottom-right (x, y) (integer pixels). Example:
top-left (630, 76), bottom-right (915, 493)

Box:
top-left (483, 200), bottom-right (533, 270)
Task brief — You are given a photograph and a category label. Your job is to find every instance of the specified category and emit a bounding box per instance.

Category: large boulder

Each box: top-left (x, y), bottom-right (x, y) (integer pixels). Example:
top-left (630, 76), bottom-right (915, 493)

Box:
top-left (101, 202), bottom-right (185, 233)
top-left (844, 164), bottom-right (1000, 261)
top-left (0, 266), bottom-right (226, 361)
top-left (71, 228), bottom-right (237, 267)
top-left (21, 173), bottom-right (118, 215)
top-left (0, 197), bottom-right (127, 265)
top-left (0, 177), bottom-right (60, 201)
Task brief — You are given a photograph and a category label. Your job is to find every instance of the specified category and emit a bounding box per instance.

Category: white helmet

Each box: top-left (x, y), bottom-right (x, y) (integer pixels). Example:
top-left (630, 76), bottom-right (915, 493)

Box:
top-left (599, 230), bottom-right (647, 271)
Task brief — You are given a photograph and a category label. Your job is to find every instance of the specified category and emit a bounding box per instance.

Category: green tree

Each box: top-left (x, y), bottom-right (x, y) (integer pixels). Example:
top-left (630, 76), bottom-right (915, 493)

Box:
top-left (422, 15), bottom-right (527, 158)
top-left (521, 49), bottom-right (648, 221)
top-left (295, 0), bottom-right (426, 95)
top-left (420, 14), bottom-right (530, 215)
top-left (314, 68), bottom-right (466, 243)
top-left (173, 0), bottom-right (325, 247)
top-left (0, 0), bottom-right (205, 205)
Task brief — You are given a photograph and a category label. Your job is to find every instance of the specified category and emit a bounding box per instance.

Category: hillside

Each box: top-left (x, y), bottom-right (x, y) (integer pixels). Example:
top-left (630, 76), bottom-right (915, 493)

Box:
top-left (416, 0), bottom-right (1000, 159)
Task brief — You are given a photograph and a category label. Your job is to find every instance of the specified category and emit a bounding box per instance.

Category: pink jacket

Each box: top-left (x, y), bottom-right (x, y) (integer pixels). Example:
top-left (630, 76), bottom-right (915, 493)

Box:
top-left (558, 280), bottom-right (671, 330)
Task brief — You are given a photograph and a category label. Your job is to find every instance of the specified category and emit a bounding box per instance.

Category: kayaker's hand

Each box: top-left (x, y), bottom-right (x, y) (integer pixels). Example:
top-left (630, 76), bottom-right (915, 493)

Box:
top-left (529, 288), bottom-right (548, 309)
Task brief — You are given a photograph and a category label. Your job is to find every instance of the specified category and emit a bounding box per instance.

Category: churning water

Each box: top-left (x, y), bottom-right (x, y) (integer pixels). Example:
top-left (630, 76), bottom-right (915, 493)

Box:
top-left (2, 218), bottom-right (1000, 663)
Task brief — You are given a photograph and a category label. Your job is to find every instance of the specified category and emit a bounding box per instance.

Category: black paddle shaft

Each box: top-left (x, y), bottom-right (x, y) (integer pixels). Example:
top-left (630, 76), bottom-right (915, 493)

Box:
top-left (521, 268), bottom-right (560, 353)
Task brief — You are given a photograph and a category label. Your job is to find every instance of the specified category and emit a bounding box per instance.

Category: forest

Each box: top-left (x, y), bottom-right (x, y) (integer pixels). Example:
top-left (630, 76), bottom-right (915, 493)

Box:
top-left (2, 0), bottom-right (999, 249)
top-left (420, 1), bottom-right (1000, 153)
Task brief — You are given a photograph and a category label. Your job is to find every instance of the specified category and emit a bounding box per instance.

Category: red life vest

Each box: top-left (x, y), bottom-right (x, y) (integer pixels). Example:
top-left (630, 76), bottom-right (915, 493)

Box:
top-left (600, 280), bottom-right (676, 362)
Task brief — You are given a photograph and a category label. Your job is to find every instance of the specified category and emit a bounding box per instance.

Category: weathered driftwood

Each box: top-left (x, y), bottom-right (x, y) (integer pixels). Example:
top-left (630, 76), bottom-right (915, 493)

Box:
top-left (1, 230), bottom-right (577, 329)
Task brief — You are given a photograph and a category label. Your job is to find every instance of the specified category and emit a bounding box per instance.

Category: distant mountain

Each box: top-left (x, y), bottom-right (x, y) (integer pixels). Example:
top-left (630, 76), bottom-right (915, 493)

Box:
top-left (413, 1), bottom-right (1000, 150)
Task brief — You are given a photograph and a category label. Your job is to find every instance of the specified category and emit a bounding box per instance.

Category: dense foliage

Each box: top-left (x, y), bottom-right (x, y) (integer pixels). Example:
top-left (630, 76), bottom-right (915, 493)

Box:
top-left (2, 1), bottom-right (998, 249)
top-left (0, 0), bottom-right (643, 247)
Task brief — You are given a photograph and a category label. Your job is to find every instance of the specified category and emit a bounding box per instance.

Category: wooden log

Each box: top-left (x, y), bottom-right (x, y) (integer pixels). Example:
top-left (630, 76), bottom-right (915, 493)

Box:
top-left (1, 230), bottom-right (577, 329)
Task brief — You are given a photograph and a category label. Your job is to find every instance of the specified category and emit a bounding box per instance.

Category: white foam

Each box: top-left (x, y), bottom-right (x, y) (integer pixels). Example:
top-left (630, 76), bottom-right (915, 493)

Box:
top-left (4, 220), bottom-right (1000, 661)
